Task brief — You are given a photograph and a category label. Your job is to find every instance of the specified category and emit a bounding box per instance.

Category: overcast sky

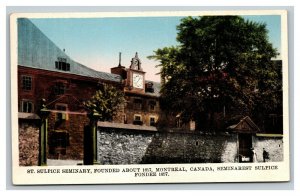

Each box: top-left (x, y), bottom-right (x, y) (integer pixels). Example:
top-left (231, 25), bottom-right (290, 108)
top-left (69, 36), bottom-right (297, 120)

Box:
top-left (30, 15), bottom-right (281, 82)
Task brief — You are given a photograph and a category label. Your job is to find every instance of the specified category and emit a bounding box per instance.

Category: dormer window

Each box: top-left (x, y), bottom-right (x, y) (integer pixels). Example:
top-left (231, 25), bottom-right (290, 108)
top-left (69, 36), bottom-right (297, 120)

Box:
top-left (55, 57), bottom-right (70, 71)
top-left (145, 82), bottom-right (154, 93)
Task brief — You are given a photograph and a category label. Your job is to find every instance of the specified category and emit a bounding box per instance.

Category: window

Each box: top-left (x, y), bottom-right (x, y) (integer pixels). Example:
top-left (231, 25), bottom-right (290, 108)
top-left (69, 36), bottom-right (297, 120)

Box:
top-left (55, 57), bottom-right (70, 71)
top-left (134, 115), bottom-right (141, 121)
top-left (123, 114), bottom-right (127, 124)
top-left (148, 100), bottom-right (156, 111)
top-left (21, 100), bottom-right (33, 113)
top-left (150, 117), bottom-right (156, 126)
top-left (145, 82), bottom-right (154, 93)
top-left (134, 98), bottom-right (142, 110)
top-left (22, 76), bottom-right (32, 91)
top-left (176, 117), bottom-right (182, 128)
top-left (54, 83), bottom-right (66, 95)
top-left (55, 104), bottom-right (68, 122)
top-left (133, 114), bottom-right (143, 125)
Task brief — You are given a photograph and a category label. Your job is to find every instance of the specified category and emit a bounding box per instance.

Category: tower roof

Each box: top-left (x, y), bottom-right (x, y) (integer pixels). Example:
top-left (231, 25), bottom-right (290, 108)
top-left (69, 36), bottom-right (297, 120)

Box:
top-left (129, 52), bottom-right (142, 70)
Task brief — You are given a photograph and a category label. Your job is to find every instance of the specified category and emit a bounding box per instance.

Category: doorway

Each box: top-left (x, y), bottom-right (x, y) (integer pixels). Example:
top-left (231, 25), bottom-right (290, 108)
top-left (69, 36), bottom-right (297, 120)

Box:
top-left (238, 134), bottom-right (252, 162)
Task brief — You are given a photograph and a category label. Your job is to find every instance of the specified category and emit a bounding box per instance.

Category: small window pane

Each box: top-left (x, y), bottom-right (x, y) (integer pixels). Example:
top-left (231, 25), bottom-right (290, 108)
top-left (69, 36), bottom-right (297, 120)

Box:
top-left (133, 115), bottom-right (143, 125)
top-left (22, 76), bottom-right (32, 90)
top-left (135, 115), bottom-right (141, 121)
top-left (150, 117), bottom-right (156, 126)
top-left (22, 101), bottom-right (33, 113)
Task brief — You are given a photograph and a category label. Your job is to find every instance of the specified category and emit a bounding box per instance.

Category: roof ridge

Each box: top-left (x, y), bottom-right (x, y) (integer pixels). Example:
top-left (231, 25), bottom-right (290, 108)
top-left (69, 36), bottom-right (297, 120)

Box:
top-left (74, 61), bottom-right (120, 78)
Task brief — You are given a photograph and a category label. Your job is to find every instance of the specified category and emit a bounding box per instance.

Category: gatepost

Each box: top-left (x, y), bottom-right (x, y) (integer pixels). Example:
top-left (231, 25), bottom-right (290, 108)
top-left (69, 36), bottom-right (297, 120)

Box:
top-left (39, 99), bottom-right (50, 166)
top-left (90, 109), bottom-right (100, 165)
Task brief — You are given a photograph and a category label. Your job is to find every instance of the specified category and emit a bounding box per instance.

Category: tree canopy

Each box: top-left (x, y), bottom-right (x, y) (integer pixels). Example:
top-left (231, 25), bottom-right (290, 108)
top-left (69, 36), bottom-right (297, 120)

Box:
top-left (149, 16), bottom-right (282, 131)
top-left (84, 83), bottom-right (125, 121)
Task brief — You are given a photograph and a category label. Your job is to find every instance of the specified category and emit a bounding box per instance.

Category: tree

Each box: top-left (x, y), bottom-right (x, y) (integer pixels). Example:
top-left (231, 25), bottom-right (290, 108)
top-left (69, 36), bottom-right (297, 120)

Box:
top-left (149, 16), bottom-right (282, 132)
top-left (83, 83), bottom-right (125, 121)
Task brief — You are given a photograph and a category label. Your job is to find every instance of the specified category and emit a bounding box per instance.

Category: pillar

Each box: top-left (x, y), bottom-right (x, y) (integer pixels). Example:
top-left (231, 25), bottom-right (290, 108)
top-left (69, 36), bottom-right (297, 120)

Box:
top-left (39, 99), bottom-right (50, 166)
top-left (89, 109), bottom-right (100, 165)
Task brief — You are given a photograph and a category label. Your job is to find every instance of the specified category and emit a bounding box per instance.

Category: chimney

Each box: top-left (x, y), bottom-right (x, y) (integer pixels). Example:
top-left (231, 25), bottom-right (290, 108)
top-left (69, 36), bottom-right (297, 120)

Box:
top-left (118, 52), bottom-right (122, 67)
top-left (111, 52), bottom-right (127, 79)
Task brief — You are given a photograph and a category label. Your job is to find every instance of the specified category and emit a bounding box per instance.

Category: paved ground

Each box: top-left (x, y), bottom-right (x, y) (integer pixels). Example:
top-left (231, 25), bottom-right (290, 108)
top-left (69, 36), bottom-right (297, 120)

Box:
top-left (47, 159), bottom-right (83, 166)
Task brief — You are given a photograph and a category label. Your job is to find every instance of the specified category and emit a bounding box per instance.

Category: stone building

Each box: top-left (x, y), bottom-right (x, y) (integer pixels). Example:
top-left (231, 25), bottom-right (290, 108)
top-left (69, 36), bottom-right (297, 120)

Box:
top-left (111, 52), bottom-right (161, 127)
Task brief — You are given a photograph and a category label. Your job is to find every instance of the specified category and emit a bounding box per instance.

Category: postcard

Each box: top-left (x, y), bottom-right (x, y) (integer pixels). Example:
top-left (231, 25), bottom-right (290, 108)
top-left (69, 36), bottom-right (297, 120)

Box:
top-left (10, 10), bottom-right (289, 184)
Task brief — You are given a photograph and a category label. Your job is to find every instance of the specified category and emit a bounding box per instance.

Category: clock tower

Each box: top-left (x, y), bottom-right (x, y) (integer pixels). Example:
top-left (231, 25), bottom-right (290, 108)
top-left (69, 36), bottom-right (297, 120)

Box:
top-left (127, 52), bottom-right (145, 93)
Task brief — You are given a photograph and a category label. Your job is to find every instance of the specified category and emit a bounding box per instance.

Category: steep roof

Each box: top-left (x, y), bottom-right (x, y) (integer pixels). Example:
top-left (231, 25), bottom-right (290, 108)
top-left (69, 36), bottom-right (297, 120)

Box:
top-left (227, 116), bottom-right (261, 133)
top-left (17, 18), bottom-right (121, 82)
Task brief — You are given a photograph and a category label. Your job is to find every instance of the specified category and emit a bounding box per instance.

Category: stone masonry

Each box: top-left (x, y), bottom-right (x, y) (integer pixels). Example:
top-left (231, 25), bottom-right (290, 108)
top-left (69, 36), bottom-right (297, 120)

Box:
top-left (97, 128), bottom-right (238, 164)
top-left (97, 129), bottom-right (153, 164)
top-left (19, 120), bottom-right (40, 166)
top-left (252, 136), bottom-right (284, 162)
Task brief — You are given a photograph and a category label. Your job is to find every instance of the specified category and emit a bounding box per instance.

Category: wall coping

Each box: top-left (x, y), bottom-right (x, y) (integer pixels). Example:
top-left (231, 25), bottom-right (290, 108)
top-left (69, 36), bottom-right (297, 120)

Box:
top-left (18, 112), bottom-right (40, 120)
top-left (256, 133), bottom-right (283, 138)
top-left (97, 121), bottom-right (157, 132)
top-left (97, 123), bottom-right (238, 137)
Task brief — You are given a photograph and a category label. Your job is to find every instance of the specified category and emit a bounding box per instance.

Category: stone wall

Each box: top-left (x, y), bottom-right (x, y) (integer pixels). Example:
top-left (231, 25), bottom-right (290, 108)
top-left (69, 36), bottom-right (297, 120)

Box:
top-left (19, 119), bottom-right (40, 166)
top-left (252, 136), bottom-right (283, 162)
top-left (97, 129), bottom-right (153, 164)
top-left (97, 128), bottom-right (238, 165)
top-left (141, 132), bottom-right (238, 164)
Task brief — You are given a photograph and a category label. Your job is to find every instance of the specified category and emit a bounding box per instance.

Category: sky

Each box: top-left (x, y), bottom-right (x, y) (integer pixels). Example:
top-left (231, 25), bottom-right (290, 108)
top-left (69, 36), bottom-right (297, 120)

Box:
top-left (30, 15), bottom-right (281, 82)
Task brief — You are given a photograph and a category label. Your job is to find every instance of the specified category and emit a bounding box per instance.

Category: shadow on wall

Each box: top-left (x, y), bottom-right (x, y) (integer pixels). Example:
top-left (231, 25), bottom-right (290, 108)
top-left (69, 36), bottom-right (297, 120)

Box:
top-left (84, 125), bottom-right (93, 165)
top-left (141, 132), bottom-right (231, 164)
top-left (97, 128), bottom-right (238, 165)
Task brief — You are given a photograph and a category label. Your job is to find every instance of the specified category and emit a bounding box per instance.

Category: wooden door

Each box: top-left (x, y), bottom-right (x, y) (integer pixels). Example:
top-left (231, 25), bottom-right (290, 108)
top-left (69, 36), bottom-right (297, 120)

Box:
top-left (238, 134), bottom-right (252, 162)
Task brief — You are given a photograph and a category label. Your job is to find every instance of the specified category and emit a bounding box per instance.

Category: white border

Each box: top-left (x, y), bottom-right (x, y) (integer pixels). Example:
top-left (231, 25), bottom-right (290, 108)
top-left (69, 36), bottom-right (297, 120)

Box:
top-left (10, 10), bottom-right (290, 185)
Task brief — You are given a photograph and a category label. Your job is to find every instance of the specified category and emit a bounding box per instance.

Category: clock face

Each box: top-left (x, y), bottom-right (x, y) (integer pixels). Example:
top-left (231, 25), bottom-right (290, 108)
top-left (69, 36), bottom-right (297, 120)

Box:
top-left (132, 73), bottom-right (143, 89)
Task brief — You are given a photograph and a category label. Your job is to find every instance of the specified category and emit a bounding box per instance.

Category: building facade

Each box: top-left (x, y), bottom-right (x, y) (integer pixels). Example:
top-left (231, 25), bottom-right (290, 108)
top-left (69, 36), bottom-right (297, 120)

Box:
top-left (17, 18), bottom-right (283, 165)
top-left (111, 53), bottom-right (161, 127)
top-left (18, 18), bottom-right (163, 162)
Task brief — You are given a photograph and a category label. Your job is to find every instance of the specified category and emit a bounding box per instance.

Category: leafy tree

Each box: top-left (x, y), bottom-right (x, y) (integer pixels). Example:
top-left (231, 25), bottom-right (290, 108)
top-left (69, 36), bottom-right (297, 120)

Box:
top-left (149, 16), bottom-right (282, 132)
top-left (84, 83), bottom-right (125, 121)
